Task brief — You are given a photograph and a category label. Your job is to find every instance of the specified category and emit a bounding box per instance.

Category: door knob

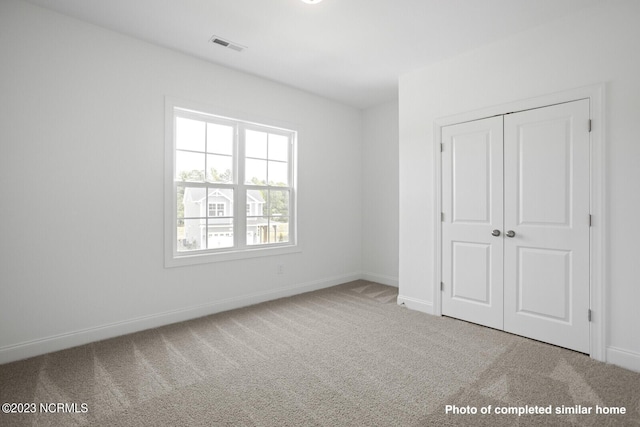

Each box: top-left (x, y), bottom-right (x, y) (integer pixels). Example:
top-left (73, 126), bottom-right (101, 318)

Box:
top-left (492, 229), bottom-right (501, 237)
top-left (506, 230), bottom-right (516, 238)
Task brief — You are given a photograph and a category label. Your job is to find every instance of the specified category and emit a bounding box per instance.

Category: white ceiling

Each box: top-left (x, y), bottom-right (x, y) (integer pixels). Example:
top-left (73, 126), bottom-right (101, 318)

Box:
top-left (25, 0), bottom-right (602, 108)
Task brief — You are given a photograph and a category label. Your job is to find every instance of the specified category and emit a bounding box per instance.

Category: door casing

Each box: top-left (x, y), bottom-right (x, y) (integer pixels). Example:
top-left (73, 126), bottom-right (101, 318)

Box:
top-left (433, 84), bottom-right (606, 361)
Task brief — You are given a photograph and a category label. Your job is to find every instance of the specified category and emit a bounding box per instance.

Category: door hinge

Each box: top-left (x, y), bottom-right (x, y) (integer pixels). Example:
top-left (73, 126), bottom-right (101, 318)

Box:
top-left (441, 212), bottom-right (445, 222)
top-left (588, 119), bottom-right (592, 132)
top-left (588, 309), bottom-right (592, 322)
top-left (440, 143), bottom-right (444, 152)
top-left (441, 282), bottom-right (444, 291)
top-left (589, 214), bottom-right (592, 227)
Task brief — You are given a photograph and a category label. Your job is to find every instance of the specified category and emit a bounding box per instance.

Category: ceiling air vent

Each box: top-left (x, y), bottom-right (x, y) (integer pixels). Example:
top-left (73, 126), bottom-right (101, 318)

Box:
top-left (210, 36), bottom-right (246, 52)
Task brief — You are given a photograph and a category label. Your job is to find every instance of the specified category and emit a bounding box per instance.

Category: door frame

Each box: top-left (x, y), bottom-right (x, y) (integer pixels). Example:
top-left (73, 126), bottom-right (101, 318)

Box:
top-left (433, 84), bottom-right (606, 361)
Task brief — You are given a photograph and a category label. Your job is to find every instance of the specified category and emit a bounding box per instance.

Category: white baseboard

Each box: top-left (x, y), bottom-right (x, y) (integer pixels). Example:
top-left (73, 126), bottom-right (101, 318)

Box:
top-left (606, 346), bottom-right (640, 373)
top-left (361, 272), bottom-right (398, 287)
top-left (397, 294), bottom-right (434, 315)
top-left (0, 272), bottom-right (361, 365)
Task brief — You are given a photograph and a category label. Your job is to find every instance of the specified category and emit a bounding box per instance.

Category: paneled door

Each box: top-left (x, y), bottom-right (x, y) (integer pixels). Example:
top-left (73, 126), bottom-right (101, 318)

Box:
top-left (441, 99), bottom-right (590, 353)
top-left (503, 100), bottom-right (590, 353)
top-left (441, 116), bottom-right (504, 330)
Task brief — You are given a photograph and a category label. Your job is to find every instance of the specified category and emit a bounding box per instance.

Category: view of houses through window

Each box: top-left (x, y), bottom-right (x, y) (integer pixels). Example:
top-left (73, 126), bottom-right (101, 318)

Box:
top-left (173, 108), bottom-right (295, 255)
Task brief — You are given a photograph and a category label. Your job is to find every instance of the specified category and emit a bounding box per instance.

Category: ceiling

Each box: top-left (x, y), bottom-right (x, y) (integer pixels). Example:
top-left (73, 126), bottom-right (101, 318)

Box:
top-left (25, 0), bottom-right (602, 109)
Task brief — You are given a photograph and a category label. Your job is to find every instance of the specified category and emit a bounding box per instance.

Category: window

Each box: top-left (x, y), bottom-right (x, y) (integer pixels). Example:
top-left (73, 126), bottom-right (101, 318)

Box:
top-left (208, 203), bottom-right (225, 217)
top-left (165, 99), bottom-right (297, 266)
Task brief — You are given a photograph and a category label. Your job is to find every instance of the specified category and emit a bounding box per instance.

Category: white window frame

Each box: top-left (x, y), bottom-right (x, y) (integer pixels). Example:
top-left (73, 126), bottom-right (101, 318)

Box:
top-left (165, 98), bottom-right (299, 267)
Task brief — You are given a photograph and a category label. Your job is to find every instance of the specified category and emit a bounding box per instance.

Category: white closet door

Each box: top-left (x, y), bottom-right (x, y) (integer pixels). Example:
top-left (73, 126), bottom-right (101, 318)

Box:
top-left (442, 116), bottom-right (504, 330)
top-left (503, 100), bottom-right (590, 353)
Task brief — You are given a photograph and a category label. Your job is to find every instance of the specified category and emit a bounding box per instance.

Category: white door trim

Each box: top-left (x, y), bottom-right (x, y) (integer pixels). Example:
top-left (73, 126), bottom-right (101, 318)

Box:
top-left (433, 83), bottom-right (606, 361)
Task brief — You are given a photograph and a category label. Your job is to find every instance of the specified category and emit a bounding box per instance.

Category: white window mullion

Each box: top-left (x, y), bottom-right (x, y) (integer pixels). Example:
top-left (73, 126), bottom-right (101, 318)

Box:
top-left (236, 124), bottom-right (247, 250)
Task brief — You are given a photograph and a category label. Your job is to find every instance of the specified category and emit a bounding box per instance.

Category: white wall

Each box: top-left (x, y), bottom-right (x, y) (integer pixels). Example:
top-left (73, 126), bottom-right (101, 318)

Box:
top-left (399, 0), bottom-right (640, 372)
top-left (0, 0), bottom-right (363, 363)
top-left (362, 102), bottom-right (399, 286)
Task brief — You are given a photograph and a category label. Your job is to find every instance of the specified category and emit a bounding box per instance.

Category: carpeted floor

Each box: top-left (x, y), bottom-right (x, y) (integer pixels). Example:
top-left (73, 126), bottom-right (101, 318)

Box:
top-left (1, 280), bottom-right (639, 426)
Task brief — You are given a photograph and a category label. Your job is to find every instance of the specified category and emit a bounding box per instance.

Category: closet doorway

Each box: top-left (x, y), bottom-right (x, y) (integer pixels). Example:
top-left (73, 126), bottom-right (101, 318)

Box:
top-left (440, 99), bottom-right (590, 353)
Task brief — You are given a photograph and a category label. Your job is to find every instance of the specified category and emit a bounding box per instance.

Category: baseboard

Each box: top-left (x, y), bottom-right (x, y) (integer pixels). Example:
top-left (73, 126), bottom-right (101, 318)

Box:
top-left (0, 272), bottom-right (361, 365)
top-left (361, 272), bottom-right (398, 287)
top-left (606, 346), bottom-right (640, 373)
top-left (397, 294), bottom-right (434, 315)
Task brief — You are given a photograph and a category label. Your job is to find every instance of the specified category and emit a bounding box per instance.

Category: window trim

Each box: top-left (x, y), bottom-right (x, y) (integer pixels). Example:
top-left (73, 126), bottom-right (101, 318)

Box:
top-left (165, 97), bottom-right (299, 267)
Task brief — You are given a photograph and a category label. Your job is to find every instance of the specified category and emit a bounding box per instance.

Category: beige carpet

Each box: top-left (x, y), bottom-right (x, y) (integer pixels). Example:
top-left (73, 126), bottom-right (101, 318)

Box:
top-left (1, 280), bottom-right (638, 426)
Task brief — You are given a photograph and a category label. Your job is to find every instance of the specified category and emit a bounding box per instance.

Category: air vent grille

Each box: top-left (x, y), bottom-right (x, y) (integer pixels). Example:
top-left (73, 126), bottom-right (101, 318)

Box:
top-left (212, 38), bottom-right (229, 47)
top-left (210, 36), bottom-right (246, 52)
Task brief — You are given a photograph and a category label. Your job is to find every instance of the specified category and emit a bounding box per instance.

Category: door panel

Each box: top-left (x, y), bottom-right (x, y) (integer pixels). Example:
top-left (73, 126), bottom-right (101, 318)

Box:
top-left (517, 118), bottom-right (571, 226)
top-left (442, 116), bottom-right (503, 330)
top-left (452, 242), bottom-right (491, 304)
top-left (517, 247), bottom-right (571, 322)
top-left (452, 131), bottom-right (491, 223)
top-left (503, 100), bottom-right (590, 353)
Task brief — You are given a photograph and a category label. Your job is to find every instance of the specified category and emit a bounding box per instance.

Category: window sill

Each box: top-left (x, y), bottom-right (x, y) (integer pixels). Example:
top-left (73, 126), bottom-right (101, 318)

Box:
top-left (165, 244), bottom-right (301, 268)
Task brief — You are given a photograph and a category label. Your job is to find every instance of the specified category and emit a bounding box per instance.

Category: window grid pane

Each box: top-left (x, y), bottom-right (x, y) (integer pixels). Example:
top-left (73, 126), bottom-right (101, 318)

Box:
top-left (206, 218), bottom-right (234, 249)
top-left (206, 122), bottom-right (233, 155)
top-left (177, 218), bottom-right (206, 252)
top-left (176, 150), bottom-right (205, 182)
top-left (245, 158), bottom-right (267, 185)
top-left (176, 117), bottom-right (205, 152)
top-left (268, 133), bottom-right (289, 161)
top-left (245, 189), bottom-right (290, 246)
